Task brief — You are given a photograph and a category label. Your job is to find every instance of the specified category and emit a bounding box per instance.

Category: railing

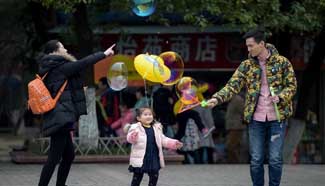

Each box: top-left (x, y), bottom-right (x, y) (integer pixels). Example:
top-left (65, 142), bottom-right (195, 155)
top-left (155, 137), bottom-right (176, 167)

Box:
top-left (33, 136), bottom-right (130, 156)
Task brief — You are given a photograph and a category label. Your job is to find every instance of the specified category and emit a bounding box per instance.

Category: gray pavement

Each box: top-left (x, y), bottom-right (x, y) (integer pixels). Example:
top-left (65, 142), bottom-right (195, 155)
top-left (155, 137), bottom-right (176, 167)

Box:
top-left (0, 163), bottom-right (325, 186)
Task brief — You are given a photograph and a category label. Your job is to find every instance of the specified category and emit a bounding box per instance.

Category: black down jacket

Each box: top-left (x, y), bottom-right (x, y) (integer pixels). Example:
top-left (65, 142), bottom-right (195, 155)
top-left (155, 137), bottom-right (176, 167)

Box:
top-left (38, 52), bottom-right (106, 136)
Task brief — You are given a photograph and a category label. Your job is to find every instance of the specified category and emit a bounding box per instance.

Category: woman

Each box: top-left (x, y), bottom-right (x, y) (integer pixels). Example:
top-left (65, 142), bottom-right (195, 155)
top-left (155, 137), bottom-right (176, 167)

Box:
top-left (37, 40), bottom-right (115, 186)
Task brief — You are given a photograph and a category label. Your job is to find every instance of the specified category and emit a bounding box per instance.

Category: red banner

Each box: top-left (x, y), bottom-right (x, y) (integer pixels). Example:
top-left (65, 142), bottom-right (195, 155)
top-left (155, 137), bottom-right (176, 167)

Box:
top-left (100, 33), bottom-right (316, 70)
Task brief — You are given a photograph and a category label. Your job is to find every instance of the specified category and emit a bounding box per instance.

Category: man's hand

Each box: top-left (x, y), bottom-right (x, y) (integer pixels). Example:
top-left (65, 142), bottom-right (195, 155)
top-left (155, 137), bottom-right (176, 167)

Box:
top-left (270, 95), bottom-right (279, 103)
top-left (104, 43), bottom-right (116, 56)
top-left (206, 98), bottom-right (218, 108)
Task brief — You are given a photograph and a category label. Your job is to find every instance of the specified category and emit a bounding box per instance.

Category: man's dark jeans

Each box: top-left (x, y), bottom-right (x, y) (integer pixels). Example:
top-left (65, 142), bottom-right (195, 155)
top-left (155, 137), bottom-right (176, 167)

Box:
top-left (249, 120), bottom-right (286, 186)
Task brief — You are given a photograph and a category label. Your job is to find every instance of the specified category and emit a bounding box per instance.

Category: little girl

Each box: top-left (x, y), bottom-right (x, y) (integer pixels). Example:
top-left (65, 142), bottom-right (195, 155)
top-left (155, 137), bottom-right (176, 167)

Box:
top-left (126, 107), bottom-right (183, 186)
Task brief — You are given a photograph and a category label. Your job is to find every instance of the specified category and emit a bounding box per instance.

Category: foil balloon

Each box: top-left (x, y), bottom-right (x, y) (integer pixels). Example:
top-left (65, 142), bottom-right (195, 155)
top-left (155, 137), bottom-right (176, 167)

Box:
top-left (174, 77), bottom-right (209, 114)
top-left (180, 87), bottom-right (199, 105)
top-left (173, 99), bottom-right (201, 114)
top-left (159, 51), bottom-right (184, 86)
top-left (131, 0), bottom-right (156, 17)
top-left (107, 62), bottom-right (128, 91)
top-left (176, 77), bottom-right (197, 95)
top-left (134, 54), bottom-right (171, 83)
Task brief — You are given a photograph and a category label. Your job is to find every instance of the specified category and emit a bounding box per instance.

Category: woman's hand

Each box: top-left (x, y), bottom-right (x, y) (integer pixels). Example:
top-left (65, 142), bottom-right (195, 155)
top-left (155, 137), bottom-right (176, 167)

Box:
top-left (104, 44), bottom-right (116, 56)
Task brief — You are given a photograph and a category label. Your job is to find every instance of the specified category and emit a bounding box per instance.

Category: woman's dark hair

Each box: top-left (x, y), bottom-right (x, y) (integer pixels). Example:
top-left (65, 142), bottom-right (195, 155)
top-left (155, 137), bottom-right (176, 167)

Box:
top-left (43, 40), bottom-right (60, 54)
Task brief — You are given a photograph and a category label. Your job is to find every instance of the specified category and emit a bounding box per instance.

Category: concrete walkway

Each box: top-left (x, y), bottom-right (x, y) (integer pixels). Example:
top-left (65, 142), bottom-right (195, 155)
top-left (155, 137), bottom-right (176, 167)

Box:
top-left (0, 163), bottom-right (324, 186)
top-left (0, 133), bottom-right (24, 162)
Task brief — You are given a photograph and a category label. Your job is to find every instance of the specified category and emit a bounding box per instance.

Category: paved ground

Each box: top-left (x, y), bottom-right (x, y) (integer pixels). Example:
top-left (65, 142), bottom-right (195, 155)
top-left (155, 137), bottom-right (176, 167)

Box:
top-left (0, 163), bottom-right (325, 186)
top-left (0, 134), bottom-right (24, 162)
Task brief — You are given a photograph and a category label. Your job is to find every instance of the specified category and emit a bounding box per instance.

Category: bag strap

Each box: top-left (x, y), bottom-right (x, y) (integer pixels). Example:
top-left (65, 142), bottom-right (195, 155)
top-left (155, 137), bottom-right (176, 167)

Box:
top-left (41, 73), bottom-right (48, 80)
top-left (39, 70), bottom-right (68, 102)
top-left (53, 80), bottom-right (68, 102)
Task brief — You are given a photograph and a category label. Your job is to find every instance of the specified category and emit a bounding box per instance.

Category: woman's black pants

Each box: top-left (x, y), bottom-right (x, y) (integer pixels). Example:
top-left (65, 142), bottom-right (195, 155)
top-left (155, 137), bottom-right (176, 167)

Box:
top-left (38, 130), bottom-right (75, 186)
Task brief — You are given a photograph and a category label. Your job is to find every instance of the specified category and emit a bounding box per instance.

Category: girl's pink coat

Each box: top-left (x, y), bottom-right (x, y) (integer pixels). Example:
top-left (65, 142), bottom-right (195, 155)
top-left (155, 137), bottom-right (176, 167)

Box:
top-left (126, 122), bottom-right (179, 168)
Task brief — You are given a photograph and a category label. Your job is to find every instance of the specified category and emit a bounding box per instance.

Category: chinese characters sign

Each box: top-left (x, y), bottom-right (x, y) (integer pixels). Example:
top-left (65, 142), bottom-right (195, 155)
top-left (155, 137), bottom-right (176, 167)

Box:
top-left (100, 33), bottom-right (307, 70)
top-left (101, 33), bottom-right (247, 69)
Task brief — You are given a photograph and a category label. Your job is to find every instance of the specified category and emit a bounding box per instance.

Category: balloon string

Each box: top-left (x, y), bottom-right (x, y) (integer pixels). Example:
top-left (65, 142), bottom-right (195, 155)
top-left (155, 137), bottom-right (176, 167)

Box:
top-left (143, 78), bottom-right (150, 108)
top-left (143, 71), bottom-right (148, 79)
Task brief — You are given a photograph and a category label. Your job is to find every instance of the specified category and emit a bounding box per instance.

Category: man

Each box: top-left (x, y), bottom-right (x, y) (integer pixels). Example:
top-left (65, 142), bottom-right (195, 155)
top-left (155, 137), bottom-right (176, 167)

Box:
top-left (95, 77), bottom-right (119, 137)
top-left (207, 29), bottom-right (297, 186)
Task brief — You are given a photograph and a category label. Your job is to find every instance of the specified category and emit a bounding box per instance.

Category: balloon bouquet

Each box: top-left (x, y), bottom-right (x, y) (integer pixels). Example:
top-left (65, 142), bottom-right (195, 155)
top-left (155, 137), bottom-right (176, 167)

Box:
top-left (105, 1), bottom-right (216, 139)
top-left (106, 50), bottom-right (209, 115)
top-left (133, 51), bottom-right (208, 114)
top-left (106, 0), bottom-right (157, 90)
top-left (133, 52), bottom-right (183, 107)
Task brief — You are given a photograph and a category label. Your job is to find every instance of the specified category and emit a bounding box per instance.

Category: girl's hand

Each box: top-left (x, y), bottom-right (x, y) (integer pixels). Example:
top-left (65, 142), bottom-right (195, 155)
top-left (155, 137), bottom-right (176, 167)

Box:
top-left (130, 131), bottom-right (139, 141)
top-left (175, 141), bottom-right (183, 149)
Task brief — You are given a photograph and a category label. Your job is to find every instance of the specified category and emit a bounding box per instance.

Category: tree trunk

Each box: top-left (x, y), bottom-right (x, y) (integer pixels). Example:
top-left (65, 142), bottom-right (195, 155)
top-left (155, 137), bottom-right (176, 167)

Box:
top-left (27, 1), bottom-right (57, 75)
top-left (275, 29), bottom-right (325, 163)
top-left (72, 3), bottom-right (94, 86)
top-left (320, 72), bottom-right (325, 163)
top-left (295, 28), bottom-right (325, 119)
top-left (28, 1), bottom-right (57, 43)
top-left (0, 1), bottom-right (55, 130)
top-left (78, 88), bottom-right (99, 149)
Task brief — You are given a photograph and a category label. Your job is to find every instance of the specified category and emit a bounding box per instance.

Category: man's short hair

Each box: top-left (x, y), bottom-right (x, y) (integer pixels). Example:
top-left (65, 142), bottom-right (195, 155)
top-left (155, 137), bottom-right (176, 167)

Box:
top-left (242, 29), bottom-right (266, 43)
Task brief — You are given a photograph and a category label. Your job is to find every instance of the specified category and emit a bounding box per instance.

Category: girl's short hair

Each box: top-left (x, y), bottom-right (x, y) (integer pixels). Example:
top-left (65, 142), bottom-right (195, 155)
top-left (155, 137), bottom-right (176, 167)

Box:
top-left (135, 107), bottom-right (156, 125)
top-left (135, 107), bottom-right (152, 117)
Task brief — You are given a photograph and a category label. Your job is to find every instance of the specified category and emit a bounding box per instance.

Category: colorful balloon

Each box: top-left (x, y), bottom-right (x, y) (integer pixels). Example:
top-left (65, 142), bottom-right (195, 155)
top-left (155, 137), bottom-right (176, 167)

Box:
top-left (107, 62), bottom-right (128, 91)
top-left (174, 77), bottom-right (209, 114)
top-left (180, 87), bottom-right (199, 105)
top-left (176, 77), bottom-right (197, 93)
top-left (159, 51), bottom-right (184, 85)
top-left (131, 0), bottom-right (156, 17)
top-left (134, 54), bottom-right (171, 83)
top-left (173, 99), bottom-right (201, 114)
